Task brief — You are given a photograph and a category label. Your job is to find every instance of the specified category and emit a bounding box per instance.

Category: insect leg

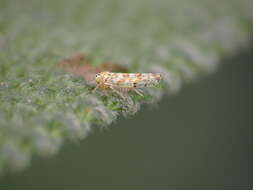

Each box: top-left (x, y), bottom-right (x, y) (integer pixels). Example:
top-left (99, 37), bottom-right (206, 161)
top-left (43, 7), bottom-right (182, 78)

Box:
top-left (92, 84), bottom-right (101, 93)
top-left (133, 88), bottom-right (144, 97)
top-left (108, 86), bottom-right (128, 100)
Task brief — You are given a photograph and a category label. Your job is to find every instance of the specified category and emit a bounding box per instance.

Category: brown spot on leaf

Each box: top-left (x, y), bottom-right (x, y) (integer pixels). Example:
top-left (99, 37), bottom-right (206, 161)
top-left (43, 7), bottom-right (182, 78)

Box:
top-left (101, 62), bottom-right (128, 73)
top-left (58, 53), bottom-right (128, 85)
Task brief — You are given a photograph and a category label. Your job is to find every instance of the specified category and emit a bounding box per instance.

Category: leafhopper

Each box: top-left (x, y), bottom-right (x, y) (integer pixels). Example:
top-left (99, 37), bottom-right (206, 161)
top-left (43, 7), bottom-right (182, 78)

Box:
top-left (93, 71), bottom-right (161, 97)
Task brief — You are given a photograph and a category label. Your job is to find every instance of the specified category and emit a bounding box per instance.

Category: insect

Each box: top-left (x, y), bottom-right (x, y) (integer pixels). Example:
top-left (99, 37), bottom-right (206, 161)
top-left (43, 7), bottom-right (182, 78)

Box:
top-left (93, 71), bottom-right (161, 97)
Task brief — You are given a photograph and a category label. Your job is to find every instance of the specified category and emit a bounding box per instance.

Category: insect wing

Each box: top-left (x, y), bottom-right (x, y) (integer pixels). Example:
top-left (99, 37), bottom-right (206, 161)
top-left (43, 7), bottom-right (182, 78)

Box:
top-left (104, 73), bottom-right (161, 88)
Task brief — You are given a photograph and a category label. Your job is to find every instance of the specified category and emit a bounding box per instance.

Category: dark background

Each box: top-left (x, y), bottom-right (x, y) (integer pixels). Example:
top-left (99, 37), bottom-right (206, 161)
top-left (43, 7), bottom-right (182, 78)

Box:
top-left (1, 49), bottom-right (252, 190)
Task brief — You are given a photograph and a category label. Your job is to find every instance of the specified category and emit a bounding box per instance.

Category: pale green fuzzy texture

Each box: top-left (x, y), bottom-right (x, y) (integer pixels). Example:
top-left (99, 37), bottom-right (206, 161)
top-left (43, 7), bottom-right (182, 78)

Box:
top-left (0, 0), bottom-right (253, 174)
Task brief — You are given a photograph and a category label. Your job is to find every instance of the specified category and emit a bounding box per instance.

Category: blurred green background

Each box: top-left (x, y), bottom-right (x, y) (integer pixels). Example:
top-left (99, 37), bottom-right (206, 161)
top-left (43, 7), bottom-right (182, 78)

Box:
top-left (1, 48), bottom-right (252, 189)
